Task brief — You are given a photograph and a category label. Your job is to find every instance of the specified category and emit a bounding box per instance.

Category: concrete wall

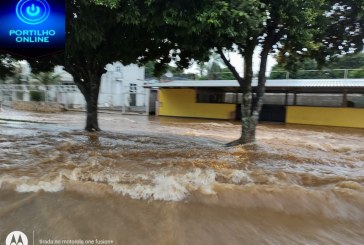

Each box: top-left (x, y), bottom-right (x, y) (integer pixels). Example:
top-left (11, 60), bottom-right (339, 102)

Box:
top-left (286, 106), bottom-right (364, 128)
top-left (159, 89), bottom-right (235, 119)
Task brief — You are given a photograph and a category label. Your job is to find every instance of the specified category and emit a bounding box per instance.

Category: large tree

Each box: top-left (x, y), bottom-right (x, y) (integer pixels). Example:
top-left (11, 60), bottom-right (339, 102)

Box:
top-left (156, 0), bottom-right (363, 145)
top-left (184, 0), bottom-right (327, 145)
top-left (27, 0), bottom-right (148, 131)
top-left (27, 0), bottom-right (208, 131)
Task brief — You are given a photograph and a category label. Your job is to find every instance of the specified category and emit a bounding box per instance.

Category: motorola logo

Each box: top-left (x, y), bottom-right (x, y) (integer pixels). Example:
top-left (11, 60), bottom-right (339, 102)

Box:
top-left (5, 231), bottom-right (28, 245)
top-left (16, 0), bottom-right (51, 25)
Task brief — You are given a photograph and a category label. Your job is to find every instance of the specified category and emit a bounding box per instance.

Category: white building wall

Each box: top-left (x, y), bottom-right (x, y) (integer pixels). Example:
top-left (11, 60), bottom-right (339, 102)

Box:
top-left (12, 62), bottom-right (146, 109)
top-left (99, 62), bottom-right (146, 108)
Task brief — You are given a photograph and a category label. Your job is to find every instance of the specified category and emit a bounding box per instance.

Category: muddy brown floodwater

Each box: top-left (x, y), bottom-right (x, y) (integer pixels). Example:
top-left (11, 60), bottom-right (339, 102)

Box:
top-left (0, 110), bottom-right (364, 244)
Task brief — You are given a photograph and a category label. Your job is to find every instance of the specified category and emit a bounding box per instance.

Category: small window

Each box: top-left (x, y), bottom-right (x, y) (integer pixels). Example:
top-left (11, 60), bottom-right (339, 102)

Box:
top-left (130, 83), bottom-right (137, 93)
top-left (196, 89), bottom-right (233, 103)
top-left (116, 66), bottom-right (121, 72)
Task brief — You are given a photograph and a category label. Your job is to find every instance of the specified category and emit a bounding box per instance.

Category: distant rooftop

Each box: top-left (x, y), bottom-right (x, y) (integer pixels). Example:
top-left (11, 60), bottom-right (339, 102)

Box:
top-left (145, 79), bottom-right (364, 93)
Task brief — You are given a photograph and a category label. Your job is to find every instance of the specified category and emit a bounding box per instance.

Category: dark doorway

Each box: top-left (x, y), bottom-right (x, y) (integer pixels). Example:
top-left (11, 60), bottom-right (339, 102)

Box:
top-left (130, 94), bottom-right (136, 106)
top-left (235, 104), bottom-right (286, 122)
top-left (129, 83), bottom-right (137, 106)
top-left (259, 104), bottom-right (286, 122)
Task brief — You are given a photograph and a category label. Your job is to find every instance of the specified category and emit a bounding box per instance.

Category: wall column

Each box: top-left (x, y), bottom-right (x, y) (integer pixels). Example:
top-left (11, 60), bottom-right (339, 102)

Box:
top-left (293, 92), bottom-right (297, 106)
top-left (285, 92), bottom-right (289, 106)
top-left (342, 89), bottom-right (348, 107)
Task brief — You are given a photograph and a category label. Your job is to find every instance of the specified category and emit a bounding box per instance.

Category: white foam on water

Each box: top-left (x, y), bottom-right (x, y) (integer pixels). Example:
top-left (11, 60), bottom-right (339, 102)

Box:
top-left (112, 168), bottom-right (216, 201)
top-left (55, 167), bottom-right (214, 201)
top-left (229, 170), bottom-right (252, 184)
top-left (112, 176), bottom-right (188, 201)
top-left (152, 175), bottom-right (189, 200)
top-left (90, 170), bottom-right (122, 183)
top-left (15, 176), bottom-right (64, 193)
top-left (184, 168), bottom-right (216, 194)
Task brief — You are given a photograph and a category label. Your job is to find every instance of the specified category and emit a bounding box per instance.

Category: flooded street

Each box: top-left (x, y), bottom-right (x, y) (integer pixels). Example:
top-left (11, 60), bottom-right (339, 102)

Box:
top-left (0, 110), bottom-right (364, 244)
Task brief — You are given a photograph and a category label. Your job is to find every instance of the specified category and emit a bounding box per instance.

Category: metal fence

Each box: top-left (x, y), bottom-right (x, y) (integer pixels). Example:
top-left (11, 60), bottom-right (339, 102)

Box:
top-left (98, 89), bottom-right (149, 115)
top-left (270, 69), bottom-right (364, 79)
top-left (193, 69), bottom-right (364, 80)
top-left (0, 84), bottom-right (150, 115)
top-left (0, 84), bottom-right (83, 109)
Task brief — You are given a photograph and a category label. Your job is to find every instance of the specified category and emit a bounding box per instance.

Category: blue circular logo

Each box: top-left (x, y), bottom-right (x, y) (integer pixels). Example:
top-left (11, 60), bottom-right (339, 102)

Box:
top-left (16, 0), bottom-right (51, 25)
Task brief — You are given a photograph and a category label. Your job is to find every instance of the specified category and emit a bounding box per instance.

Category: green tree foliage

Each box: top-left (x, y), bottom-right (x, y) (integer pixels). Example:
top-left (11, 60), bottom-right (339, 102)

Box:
top-left (30, 91), bottom-right (45, 102)
top-left (205, 53), bottom-right (225, 80)
top-left (270, 59), bottom-right (318, 79)
top-left (30, 72), bottom-right (61, 86)
top-left (144, 61), bottom-right (156, 79)
top-left (166, 0), bottom-right (328, 144)
top-left (328, 53), bottom-right (364, 78)
top-left (155, 0), bottom-right (363, 144)
top-left (278, 0), bottom-right (364, 68)
top-left (0, 55), bottom-right (15, 80)
top-left (197, 52), bottom-right (235, 80)
top-left (10, 64), bottom-right (26, 85)
top-left (270, 53), bottom-right (364, 79)
top-left (145, 61), bottom-right (196, 80)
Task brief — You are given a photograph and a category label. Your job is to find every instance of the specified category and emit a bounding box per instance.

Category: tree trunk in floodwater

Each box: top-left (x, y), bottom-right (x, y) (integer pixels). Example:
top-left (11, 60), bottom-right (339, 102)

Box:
top-left (240, 92), bottom-right (255, 143)
top-left (84, 78), bottom-right (101, 131)
top-left (227, 47), bottom-right (257, 146)
top-left (73, 71), bottom-right (102, 132)
top-left (219, 29), bottom-right (280, 146)
top-left (218, 46), bottom-right (258, 146)
top-left (226, 93), bottom-right (260, 146)
top-left (85, 95), bottom-right (100, 131)
top-left (230, 52), bottom-right (269, 146)
top-left (65, 60), bottom-right (105, 132)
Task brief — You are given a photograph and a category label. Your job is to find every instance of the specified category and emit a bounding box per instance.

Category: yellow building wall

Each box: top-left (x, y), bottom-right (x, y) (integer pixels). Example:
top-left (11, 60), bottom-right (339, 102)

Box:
top-left (159, 89), bottom-right (236, 119)
top-left (286, 106), bottom-right (364, 128)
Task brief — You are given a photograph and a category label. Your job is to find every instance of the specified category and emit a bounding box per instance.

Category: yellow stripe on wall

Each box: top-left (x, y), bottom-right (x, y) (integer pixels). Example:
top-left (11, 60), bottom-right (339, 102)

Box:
top-left (159, 88), bottom-right (236, 119)
top-left (286, 106), bottom-right (364, 128)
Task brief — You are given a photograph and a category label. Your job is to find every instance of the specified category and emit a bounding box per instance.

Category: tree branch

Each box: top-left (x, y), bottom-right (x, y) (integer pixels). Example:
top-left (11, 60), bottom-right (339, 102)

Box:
top-left (216, 48), bottom-right (244, 86)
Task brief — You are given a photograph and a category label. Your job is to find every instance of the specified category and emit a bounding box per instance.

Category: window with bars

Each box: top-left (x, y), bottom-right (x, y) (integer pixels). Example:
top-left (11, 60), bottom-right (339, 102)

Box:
top-left (129, 83), bottom-right (137, 93)
top-left (196, 89), bottom-right (240, 104)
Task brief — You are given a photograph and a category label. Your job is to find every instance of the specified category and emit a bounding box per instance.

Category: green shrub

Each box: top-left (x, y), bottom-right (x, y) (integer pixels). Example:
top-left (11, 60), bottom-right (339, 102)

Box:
top-left (30, 91), bottom-right (45, 102)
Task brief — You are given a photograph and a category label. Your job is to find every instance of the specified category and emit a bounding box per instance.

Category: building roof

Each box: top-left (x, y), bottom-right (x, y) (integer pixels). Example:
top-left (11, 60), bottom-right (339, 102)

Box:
top-left (145, 79), bottom-right (364, 93)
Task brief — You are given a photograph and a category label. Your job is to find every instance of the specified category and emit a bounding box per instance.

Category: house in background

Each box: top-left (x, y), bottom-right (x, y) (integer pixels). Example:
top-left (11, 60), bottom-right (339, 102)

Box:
top-left (51, 62), bottom-right (147, 110)
top-left (53, 62), bottom-right (147, 109)
top-left (145, 79), bottom-right (364, 129)
top-left (99, 62), bottom-right (146, 108)
top-left (1, 61), bottom-right (148, 113)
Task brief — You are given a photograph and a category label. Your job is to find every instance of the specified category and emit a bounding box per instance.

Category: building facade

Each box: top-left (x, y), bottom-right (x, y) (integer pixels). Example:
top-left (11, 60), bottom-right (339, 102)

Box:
top-left (99, 62), bottom-right (146, 108)
top-left (146, 79), bottom-right (364, 129)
